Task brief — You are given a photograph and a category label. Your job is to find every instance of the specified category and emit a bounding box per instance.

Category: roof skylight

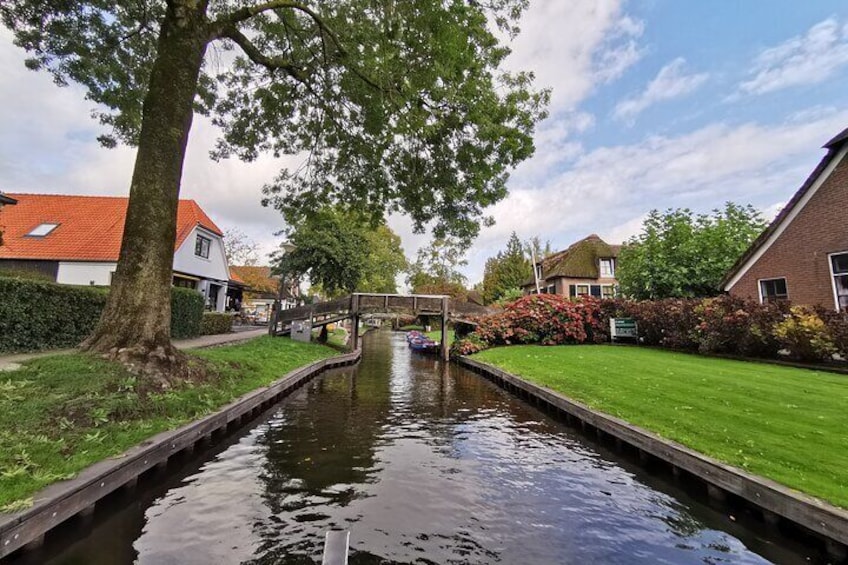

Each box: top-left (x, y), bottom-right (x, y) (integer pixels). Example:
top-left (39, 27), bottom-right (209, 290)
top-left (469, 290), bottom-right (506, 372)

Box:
top-left (26, 223), bottom-right (59, 237)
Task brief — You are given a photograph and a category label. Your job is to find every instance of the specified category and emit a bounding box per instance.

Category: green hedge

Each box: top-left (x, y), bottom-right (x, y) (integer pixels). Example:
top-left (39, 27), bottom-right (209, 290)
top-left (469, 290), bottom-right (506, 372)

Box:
top-left (200, 312), bottom-right (233, 336)
top-left (171, 287), bottom-right (204, 339)
top-left (0, 277), bottom-right (205, 353)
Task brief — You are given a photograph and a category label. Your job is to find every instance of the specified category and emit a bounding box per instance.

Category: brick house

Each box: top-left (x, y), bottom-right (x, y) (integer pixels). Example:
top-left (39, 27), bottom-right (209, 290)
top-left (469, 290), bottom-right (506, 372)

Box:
top-left (0, 193), bottom-right (235, 312)
top-left (722, 127), bottom-right (848, 311)
top-left (522, 234), bottom-right (620, 298)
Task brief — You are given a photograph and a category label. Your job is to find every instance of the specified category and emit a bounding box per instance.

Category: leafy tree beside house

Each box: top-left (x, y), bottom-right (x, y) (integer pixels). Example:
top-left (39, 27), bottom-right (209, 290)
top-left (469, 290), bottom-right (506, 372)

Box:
top-left (481, 232), bottom-right (531, 304)
top-left (2, 0), bottom-right (547, 379)
top-left (223, 228), bottom-right (260, 266)
top-left (407, 237), bottom-right (468, 299)
top-left (617, 203), bottom-right (767, 299)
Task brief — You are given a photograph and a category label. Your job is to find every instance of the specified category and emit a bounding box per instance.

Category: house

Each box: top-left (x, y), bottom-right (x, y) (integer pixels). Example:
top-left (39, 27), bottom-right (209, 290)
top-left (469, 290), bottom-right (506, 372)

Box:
top-left (522, 234), bottom-right (620, 298)
top-left (0, 193), bottom-right (233, 312)
top-left (722, 127), bottom-right (848, 311)
top-left (229, 265), bottom-right (299, 321)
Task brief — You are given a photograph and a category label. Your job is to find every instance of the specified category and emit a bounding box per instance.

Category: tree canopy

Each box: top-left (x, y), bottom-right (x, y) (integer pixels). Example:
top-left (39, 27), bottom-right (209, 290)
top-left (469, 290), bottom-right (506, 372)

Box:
top-left (616, 203), bottom-right (767, 299)
top-left (407, 237), bottom-right (468, 298)
top-left (481, 232), bottom-right (530, 304)
top-left (1, 0), bottom-right (547, 371)
top-left (275, 208), bottom-right (406, 297)
top-left (223, 228), bottom-right (261, 266)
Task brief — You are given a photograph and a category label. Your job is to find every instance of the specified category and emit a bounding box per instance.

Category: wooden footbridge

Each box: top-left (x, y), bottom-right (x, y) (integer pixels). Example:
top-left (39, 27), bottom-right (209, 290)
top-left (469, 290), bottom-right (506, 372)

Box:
top-left (269, 293), bottom-right (489, 359)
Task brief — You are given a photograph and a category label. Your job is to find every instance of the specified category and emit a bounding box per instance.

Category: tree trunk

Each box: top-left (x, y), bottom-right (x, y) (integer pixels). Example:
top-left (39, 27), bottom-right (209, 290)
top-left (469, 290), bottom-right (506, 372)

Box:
top-left (82, 3), bottom-right (209, 382)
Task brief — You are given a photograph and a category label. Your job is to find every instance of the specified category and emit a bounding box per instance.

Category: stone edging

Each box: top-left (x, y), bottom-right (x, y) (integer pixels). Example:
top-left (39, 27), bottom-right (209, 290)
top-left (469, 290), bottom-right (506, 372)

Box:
top-left (458, 355), bottom-right (848, 556)
top-left (0, 348), bottom-right (361, 559)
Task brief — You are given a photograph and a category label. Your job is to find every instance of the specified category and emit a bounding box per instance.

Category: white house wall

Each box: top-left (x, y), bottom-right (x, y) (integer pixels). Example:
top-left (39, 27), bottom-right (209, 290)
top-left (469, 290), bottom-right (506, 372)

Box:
top-left (172, 226), bottom-right (230, 281)
top-left (57, 262), bottom-right (117, 286)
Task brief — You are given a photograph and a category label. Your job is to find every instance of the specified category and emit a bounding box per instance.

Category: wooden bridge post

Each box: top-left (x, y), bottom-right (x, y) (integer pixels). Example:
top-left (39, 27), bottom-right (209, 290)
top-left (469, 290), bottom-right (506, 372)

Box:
top-left (350, 294), bottom-right (360, 351)
top-left (441, 296), bottom-right (449, 361)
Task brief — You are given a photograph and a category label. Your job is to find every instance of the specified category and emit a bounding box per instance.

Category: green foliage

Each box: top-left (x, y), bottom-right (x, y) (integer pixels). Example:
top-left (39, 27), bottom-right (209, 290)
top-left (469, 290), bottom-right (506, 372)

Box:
top-left (0, 277), bottom-right (204, 352)
top-left (275, 208), bottom-right (406, 296)
top-left (0, 337), bottom-right (336, 508)
top-left (0, 276), bottom-right (107, 353)
top-left (476, 345), bottom-right (848, 509)
top-left (200, 312), bottom-right (234, 336)
top-left (170, 287), bottom-right (204, 339)
top-left (481, 232), bottom-right (531, 304)
top-left (407, 237), bottom-right (468, 297)
top-left (3, 0), bottom-right (547, 245)
top-left (617, 203), bottom-right (767, 299)
top-left (773, 306), bottom-right (836, 362)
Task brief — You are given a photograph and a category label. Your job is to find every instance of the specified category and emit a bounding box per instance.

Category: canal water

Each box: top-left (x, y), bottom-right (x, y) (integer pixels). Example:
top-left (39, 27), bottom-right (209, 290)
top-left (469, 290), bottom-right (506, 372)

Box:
top-left (19, 330), bottom-right (811, 564)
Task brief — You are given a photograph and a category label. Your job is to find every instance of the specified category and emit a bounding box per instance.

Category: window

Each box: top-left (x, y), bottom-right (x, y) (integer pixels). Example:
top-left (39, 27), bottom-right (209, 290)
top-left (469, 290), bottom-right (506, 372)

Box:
top-left (590, 285), bottom-right (602, 297)
top-left (547, 285), bottom-right (556, 294)
top-left (602, 285), bottom-right (615, 299)
top-left (535, 264), bottom-right (543, 280)
top-left (195, 235), bottom-right (211, 258)
top-left (599, 258), bottom-right (615, 277)
top-left (831, 253), bottom-right (848, 311)
top-left (26, 223), bottom-right (59, 237)
top-left (759, 278), bottom-right (788, 303)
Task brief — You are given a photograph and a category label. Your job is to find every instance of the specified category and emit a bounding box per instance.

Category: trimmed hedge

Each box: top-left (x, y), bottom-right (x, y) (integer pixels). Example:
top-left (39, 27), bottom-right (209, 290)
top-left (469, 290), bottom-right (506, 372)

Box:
top-left (0, 277), bottom-right (205, 353)
top-left (171, 287), bottom-right (204, 339)
top-left (200, 312), bottom-right (233, 336)
top-left (454, 294), bottom-right (848, 364)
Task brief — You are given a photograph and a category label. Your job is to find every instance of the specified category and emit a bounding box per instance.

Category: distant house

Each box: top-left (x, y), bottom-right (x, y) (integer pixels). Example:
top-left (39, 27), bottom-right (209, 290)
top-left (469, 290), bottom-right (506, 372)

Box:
top-left (229, 265), bottom-right (299, 320)
top-left (0, 193), bottom-right (234, 312)
top-left (722, 127), bottom-right (848, 311)
top-left (522, 234), bottom-right (620, 298)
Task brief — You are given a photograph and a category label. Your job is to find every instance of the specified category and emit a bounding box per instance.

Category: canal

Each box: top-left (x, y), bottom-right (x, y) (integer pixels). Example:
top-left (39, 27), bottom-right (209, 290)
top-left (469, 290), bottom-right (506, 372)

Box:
top-left (16, 330), bottom-right (812, 564)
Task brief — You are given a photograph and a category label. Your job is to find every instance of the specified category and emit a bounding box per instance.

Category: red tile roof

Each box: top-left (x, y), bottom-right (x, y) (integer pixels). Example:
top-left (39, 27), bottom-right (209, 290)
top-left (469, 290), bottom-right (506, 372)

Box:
top-left (0, 193), bottom-right (223, 262)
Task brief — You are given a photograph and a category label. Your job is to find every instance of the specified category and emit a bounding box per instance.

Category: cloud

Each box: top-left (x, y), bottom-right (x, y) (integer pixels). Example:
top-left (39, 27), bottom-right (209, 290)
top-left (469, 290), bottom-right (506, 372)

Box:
top-left (505, 1), bottom-right (643, 113)
top-left (462, 109), bottom-right (848, 281)
top-left (613, 58), bottom-right (708, 121)
top-left (738, 17), bottom-right (848, 96)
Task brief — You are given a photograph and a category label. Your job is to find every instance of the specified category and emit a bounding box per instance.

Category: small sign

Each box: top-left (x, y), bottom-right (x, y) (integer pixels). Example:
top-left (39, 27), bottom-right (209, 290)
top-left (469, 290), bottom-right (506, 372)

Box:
top-left (610, 318), bottom-right (638, 340)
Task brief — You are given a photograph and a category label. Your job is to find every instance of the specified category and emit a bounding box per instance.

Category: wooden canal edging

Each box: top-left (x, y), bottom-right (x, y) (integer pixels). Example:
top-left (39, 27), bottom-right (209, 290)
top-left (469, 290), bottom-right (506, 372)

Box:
top-left (458, 355), bottom-right (848, 560)
top-left (0, 349), bottom-right (361, 560)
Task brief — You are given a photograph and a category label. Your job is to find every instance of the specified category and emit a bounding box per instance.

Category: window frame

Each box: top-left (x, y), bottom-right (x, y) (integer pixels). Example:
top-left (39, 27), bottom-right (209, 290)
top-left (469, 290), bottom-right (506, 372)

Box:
top-left (758, 277), bottom-right (788, 304)
top-left (25, 223), bottom-right (60, 237)
top-left (195, 234), bottom-right (211, 259)
top-left (829, 251), bottom-right (848, 311)
top-left (599, 258), bottom-right (615, 278)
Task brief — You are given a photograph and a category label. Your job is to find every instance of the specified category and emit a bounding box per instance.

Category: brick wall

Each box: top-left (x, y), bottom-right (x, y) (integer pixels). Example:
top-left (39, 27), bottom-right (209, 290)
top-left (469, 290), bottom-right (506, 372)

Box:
top-left (729, 152), bottom-right (848, 309)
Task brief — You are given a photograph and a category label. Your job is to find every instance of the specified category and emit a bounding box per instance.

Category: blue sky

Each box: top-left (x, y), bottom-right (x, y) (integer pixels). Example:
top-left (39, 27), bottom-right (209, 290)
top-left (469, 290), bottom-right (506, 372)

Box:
top-left (1, 1), bottom-right (848, 285)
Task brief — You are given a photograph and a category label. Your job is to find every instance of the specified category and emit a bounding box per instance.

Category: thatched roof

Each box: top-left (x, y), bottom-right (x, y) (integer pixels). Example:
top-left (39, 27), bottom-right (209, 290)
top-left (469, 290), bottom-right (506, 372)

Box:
top-left (524, 234), bottom-right (619, 285)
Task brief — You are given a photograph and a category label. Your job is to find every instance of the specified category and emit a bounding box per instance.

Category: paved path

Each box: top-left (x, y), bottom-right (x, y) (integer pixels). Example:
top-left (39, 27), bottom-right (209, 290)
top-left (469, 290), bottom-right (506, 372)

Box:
top-left (0, 328), bottom-right (268, 372)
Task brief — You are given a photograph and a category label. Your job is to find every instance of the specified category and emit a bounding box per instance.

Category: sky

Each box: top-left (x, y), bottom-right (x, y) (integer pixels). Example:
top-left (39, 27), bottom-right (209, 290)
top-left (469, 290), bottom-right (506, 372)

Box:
top-left (2, 1), bottom-right (848, 285)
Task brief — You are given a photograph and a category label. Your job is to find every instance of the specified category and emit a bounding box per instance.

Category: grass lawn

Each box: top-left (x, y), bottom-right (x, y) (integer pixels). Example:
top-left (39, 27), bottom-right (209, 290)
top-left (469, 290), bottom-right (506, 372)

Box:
top-left (0, 337), bottom-right (336, 511)
top-left (474, 344), bottom-right (848, 509)
top-left (425, 329), bottom-right (456, 345)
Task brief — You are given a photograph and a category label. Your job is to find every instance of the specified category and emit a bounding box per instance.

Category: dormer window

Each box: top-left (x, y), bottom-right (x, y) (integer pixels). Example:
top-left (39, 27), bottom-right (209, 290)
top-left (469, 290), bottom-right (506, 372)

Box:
top-left (26, 223), bottom-right (59, 237)
top-left (535, 264), bottom-right (543, 280)
top-left (599, 258), bottom-right (615, 277)
top-left (195, 234), bottom-right (211, 258)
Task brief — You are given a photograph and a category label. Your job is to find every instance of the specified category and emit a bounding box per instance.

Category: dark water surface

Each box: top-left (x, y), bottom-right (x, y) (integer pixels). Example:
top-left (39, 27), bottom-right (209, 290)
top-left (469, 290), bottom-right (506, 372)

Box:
top-left (20, 330), bottom-right (812, 564)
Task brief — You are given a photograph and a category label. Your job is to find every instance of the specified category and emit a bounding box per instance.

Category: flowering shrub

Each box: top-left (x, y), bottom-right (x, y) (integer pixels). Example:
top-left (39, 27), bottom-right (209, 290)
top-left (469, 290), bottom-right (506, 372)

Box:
top-left (816, 307), bottom-right (848, 360)
top-left (624, 299), bottom-right (700, 350)
top-left (773, 306), bottom-right (836, 362)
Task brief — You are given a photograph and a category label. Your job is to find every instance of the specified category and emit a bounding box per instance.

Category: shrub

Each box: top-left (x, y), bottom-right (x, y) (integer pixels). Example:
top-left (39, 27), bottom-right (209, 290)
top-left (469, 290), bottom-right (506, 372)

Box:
top-left (816, 307), bottom-right (848, 360)
top-left (624, 299), bottom-right (700, 350)
top-left (200, 312), bottom-right (234, 335)
top-left (0, 276), bottom-right (205, 352)
top-left (693, 295), bottom-right (786, 358)
top-left (773, 306), bottom-right (836, 362)
top-left (0, 276), bottom-right (108, 353)
top-left (171, 287), bottom-right (204, 339)
top-left (451, 334), bottom-right (488, 356)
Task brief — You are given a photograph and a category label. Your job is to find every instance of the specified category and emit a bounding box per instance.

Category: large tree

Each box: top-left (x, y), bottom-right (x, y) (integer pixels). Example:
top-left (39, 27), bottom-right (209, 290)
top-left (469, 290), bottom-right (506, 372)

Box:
top-left (617, 203), bottom-right (767, 299)
top-left (275, 208), bottom-right (406, 297)
top-left (481, 232), bottom-right (530, 304)
top-left (407, 237), bottom-right (468, 298)
top-left (1, 0), bottom-right (547, 377)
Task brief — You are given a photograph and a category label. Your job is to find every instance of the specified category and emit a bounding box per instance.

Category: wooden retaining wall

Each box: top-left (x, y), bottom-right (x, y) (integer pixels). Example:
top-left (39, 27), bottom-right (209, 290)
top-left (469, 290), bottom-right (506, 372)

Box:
top-left (0, 349), bottom-right (361, 560)
top-left (458, 356), bottom-right (848, 561)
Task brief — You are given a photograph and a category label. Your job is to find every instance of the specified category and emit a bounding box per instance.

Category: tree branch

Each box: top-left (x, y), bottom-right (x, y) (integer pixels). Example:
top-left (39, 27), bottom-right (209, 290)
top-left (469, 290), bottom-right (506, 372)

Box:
top-left (221, 27), bottom-right (308, 81)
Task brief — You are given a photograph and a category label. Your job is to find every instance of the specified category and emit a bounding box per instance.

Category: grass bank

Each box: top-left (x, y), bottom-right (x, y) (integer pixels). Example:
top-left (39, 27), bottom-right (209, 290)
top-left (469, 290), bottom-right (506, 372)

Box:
top-left (0, 337), bottom-right (336, 511)
top-left (474, 344), bottom-right (848, 509)
top-left (425, 329), bottom-right (456, 345)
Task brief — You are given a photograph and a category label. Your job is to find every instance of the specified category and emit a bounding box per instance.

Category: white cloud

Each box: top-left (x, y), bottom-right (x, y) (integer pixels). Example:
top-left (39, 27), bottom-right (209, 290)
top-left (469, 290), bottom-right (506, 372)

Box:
top-left (738, 17), bottom-right (848, 96)
top-left (613, 58), bottom-right (708, 121)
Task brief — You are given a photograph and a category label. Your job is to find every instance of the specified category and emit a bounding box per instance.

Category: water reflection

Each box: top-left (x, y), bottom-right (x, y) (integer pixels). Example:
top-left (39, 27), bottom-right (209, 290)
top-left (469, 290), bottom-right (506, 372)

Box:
top-left (27, 330), bottom-right (810, 564)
